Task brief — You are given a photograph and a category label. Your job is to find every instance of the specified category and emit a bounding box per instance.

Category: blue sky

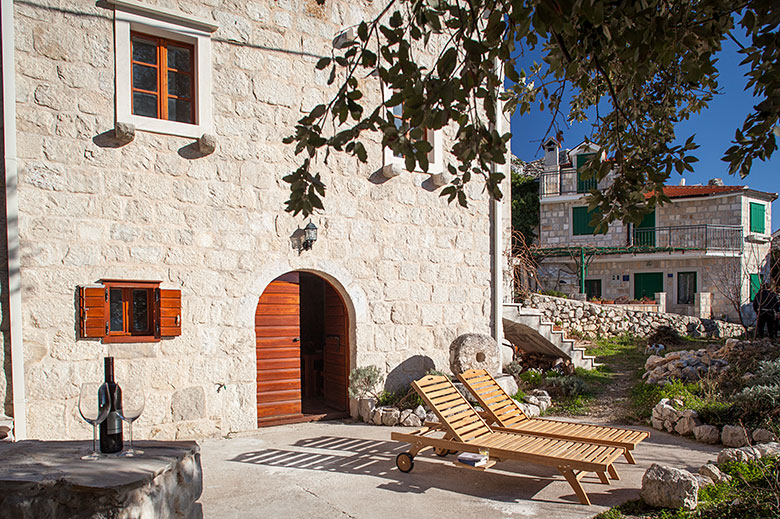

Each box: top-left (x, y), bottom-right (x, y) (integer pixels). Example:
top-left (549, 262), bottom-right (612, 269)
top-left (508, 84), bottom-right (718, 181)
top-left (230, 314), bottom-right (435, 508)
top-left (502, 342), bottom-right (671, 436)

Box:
top-left (509, 38), bottom-right (779, 232)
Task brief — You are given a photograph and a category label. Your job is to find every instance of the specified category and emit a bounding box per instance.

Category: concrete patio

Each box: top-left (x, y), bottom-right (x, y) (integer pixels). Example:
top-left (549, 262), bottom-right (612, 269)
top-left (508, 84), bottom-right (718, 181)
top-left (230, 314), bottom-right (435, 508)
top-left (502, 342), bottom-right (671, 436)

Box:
top-left (200, 420), bottom-right (720, 518)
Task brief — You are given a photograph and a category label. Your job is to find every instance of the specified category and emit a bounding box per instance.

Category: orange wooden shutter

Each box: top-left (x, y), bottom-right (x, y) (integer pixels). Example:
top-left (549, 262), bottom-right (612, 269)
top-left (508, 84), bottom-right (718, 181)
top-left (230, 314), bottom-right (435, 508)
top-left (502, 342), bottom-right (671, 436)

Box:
top-left (157, 288), bottom-right (182, 337)
top-left (79, 285), bottom-right (106, 338)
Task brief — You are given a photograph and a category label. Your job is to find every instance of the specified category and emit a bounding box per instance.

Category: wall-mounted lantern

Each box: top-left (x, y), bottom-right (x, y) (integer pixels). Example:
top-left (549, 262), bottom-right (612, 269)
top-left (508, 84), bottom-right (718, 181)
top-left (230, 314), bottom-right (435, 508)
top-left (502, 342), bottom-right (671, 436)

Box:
top-left (302, 221), bottom-right (318, 251)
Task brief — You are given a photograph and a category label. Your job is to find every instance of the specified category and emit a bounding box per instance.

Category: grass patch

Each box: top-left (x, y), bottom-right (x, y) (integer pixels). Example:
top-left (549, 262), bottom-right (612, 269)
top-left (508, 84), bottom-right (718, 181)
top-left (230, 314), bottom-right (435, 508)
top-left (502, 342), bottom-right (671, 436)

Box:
top-left (592, 457), bottom-right (780, 519)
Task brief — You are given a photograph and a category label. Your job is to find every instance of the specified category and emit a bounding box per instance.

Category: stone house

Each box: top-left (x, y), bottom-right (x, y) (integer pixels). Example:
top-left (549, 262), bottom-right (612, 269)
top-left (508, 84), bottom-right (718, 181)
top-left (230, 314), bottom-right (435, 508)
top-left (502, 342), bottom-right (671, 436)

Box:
top-left (0, 0), bottom-right (511, 440)
top-left (536, 137), bottom-right (777, 322)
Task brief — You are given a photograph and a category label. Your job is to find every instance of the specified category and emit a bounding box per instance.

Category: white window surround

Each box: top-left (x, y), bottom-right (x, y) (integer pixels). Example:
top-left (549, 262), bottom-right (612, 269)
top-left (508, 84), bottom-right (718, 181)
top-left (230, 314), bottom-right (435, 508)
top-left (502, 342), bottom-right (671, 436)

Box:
top-left (381, 86), bottom-right (443, 175)
top-left (110, 0), bottom-right (217, 139)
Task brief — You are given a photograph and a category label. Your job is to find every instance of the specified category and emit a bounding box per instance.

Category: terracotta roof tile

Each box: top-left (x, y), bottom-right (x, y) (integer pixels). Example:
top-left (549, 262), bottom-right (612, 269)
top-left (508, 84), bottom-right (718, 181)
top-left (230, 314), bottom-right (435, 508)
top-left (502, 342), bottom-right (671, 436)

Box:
top-left (645, 185), bottom-right (745, 199)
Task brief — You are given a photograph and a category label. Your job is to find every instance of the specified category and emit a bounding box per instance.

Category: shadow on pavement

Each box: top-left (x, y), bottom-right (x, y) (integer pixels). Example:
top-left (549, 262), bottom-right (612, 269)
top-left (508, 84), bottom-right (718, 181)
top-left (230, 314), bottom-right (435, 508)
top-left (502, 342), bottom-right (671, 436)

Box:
top-left (228, 435), bottom-right (635, 507)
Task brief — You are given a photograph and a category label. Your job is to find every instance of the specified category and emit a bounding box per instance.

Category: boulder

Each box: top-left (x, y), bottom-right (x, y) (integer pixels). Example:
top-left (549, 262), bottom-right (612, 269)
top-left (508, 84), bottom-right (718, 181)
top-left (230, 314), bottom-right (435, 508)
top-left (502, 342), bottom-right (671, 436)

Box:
top-left (693, 474), bottom-right (713, 488)
top-left (518, 402), bottom-right (541, 417)
top-left (424, 411), bottom-right (438, 424)
top-left (358, 398), bottom-right (377, 423)
top-left (413, 405), bottom-right (427, 421)
top-left (651, 417), bottom-right (665, 431)
top-left (699, 463), bottom-right (730, 484)
top-left (645, 355), bottom-right (665, 370)
top-left (693, 424), bottom-right (720, 444)
top-left (674, 410), bottom-right (701, 436)
top-left (495, 374), bottom-right (519, 398)
top-left (382, 407), bottom-right (401, 426)
top-left (640, 464), bottom-right (699, 510)
top-left (399, 409), bottom-right (422, 427)
top-left (450, 333), bottom-right (501, 376)
top-left (721, 425), bottom-right (750, 447)
top-left (754, 442), bottom-right (780, 458)
top-left (523, 395), bottom-right (541, 407)
top-left (752, 428), bottom-right (776, 444)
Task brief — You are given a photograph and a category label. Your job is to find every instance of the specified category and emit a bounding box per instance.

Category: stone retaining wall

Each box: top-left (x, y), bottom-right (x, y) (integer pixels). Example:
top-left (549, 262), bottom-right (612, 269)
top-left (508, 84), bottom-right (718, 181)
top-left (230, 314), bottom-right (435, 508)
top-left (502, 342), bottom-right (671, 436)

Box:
top-left (524, 294), bottom-right (743, 338)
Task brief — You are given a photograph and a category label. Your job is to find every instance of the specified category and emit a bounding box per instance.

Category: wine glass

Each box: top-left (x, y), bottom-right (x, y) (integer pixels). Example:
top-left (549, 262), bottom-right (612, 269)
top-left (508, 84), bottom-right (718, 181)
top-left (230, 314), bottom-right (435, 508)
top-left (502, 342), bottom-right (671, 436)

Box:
top-left (117, 385), bottom-right (145, 457)
top-left (78, 382), bottom-right (110, 460)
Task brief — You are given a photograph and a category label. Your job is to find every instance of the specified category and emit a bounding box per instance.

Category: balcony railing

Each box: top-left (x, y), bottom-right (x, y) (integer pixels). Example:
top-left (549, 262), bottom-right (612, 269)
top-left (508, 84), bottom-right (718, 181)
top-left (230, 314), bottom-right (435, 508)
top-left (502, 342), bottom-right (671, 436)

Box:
top-left (540, 170), bottom-right (600, 197)
top-left (630, 225), bottom-right (743, 251)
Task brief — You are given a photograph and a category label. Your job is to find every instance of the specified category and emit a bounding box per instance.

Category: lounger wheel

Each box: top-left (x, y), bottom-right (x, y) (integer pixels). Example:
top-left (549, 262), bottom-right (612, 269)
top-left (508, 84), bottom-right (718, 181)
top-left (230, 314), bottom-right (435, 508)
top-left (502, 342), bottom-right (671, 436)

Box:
top-left (396, 452), bottom-right (414, 473)
top-left (434, 447), bottom-right (450, 457)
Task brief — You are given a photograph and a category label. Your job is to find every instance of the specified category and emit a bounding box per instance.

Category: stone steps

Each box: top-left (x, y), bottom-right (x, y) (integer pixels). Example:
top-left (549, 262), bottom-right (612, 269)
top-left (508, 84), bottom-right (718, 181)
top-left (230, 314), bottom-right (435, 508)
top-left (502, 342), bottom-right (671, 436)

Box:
top-left (502, 304), bottom-right (596, 370)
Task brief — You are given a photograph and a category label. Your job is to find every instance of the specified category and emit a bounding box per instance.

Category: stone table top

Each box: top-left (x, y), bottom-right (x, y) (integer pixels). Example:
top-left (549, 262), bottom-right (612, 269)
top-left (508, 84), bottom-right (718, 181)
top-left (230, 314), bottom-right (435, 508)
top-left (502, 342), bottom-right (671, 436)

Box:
top-left (0, 440), bottom-right (199, 490)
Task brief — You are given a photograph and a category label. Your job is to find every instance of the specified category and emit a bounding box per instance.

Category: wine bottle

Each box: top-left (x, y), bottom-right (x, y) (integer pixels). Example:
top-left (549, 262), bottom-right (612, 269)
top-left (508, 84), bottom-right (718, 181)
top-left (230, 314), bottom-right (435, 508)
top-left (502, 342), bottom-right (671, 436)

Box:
top-left (99, 357), bottom-right (123, 453)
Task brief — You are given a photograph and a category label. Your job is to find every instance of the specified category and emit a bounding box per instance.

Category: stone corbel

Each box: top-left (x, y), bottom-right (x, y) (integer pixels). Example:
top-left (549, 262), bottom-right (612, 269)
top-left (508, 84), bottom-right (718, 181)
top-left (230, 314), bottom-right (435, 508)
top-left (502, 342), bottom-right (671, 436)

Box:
top-left (198, 133), bottom-right (217, 155)
top-left (430, 170), bottom-right (454, 187)
top-left (114, 122), bottom-right (135, 143)
top-left (380, 163), bottom-right (402, 179)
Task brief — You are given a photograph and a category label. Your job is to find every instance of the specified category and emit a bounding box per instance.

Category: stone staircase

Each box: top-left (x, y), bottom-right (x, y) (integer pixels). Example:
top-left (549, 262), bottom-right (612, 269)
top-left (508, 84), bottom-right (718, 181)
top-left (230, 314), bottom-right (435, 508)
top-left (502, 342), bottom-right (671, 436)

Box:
top-left (502, 304), bottom-right (596, 370)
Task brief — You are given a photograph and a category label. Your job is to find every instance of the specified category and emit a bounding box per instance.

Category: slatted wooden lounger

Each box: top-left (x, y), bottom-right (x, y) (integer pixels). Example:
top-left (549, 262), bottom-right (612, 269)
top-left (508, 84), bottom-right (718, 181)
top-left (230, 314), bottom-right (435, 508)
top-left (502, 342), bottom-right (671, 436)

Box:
top-left (458, 368), bottom-right (649, 464)
top-left (390, 375), bottom-right (625, 505)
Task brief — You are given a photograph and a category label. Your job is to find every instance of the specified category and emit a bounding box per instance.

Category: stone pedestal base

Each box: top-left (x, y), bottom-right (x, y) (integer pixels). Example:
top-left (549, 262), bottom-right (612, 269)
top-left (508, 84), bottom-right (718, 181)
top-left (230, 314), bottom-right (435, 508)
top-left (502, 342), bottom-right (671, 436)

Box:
top-left (0, 440), bottom-right (202, 518)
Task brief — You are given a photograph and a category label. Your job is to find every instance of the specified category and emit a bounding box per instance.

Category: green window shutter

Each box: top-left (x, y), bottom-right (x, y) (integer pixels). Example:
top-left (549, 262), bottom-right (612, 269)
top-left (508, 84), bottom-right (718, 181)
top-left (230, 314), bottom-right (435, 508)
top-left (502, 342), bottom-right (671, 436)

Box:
top-left (750, 274), bottom-right (761, 300)
top-left (749, 202), bottom-right (765, 233)
top-left (573, 206), bottom-right (596, 235)
top-left (576, 153), bottom-right (597, 193)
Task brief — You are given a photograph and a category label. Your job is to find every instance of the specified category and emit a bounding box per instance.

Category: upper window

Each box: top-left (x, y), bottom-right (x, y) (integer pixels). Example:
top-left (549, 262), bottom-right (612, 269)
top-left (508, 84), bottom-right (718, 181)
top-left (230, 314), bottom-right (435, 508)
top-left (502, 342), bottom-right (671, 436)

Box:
top-left (111, 1), bottom-right (217, 138)
top-left (383, 92), bottom-right (443, 174)
top-left (78, 280), bottom-right (182, 343)
top-left (749, 202), bottom-right (766, 233)
top-left (131, 34), bottom-right (195, 124)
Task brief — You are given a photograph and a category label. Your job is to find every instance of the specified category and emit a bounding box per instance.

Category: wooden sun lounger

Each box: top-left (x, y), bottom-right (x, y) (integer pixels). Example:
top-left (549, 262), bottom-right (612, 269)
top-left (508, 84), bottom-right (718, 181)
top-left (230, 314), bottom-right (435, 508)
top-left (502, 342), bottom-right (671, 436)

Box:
top-left (390, 375), bottom-right (625, 505)
top-left (458, 369), bottom-right (649, 464)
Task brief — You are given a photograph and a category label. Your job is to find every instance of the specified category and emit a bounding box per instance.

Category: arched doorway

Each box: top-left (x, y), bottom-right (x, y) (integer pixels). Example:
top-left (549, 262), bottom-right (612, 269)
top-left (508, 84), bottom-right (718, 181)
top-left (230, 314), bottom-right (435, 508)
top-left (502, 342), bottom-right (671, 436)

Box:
top-left (255, 271), bottom-right (350, 427)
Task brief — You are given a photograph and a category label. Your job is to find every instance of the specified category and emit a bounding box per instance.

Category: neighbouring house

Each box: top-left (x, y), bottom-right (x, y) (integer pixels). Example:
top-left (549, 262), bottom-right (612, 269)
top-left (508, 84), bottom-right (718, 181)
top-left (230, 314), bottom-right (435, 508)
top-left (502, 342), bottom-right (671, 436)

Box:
top-left (535, 137), bottom-right (777, 322)
top-left (0, 1), bottom-right (511, 440)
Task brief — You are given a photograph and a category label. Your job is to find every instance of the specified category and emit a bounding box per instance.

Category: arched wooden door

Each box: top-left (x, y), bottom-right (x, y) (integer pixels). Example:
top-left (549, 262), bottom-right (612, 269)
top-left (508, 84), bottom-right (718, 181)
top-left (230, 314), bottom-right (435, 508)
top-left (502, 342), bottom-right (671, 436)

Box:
top-left (255, 272), bottom-right (349, 427)
top-left (255, 272), bottom-right (302, 426)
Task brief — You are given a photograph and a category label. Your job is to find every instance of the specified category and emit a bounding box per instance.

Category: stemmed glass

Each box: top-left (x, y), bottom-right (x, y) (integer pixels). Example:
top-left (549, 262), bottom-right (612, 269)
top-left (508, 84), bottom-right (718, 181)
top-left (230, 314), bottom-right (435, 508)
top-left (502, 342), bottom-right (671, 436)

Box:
top-left (78, 382), bottom-right (110, 460)
top-left (118, 385), bottom-right (145, 457)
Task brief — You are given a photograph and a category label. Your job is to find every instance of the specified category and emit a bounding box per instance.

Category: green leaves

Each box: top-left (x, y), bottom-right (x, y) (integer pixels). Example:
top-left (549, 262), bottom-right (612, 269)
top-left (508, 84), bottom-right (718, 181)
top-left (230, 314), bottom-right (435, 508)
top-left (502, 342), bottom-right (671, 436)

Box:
top-left (282, 0), bottom-right (777, 221)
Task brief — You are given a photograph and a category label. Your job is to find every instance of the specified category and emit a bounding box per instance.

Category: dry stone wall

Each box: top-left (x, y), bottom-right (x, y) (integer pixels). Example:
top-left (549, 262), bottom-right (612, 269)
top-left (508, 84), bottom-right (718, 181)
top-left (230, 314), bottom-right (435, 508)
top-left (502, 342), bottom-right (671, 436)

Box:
top-left (11, 0), bottom-right (510, 440)
top-left (524, 294), bottom-right (743, 338)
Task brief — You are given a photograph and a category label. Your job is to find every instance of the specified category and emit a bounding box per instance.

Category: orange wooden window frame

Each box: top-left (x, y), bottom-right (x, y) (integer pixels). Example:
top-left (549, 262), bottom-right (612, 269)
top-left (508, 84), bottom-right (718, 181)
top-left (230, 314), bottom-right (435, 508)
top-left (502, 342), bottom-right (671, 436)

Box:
top-left (131, 32), bottom-right (195, 124)
top-left (103, 280), bottom-right (160, 343)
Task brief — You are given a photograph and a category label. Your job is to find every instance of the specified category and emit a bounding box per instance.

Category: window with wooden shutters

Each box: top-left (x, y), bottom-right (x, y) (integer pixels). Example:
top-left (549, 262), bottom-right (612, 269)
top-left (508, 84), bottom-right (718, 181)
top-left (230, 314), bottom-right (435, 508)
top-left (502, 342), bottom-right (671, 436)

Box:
top-left (749, 202), bottom-right (766, 233)
top-left (77, 280), bottom-right (182, 342)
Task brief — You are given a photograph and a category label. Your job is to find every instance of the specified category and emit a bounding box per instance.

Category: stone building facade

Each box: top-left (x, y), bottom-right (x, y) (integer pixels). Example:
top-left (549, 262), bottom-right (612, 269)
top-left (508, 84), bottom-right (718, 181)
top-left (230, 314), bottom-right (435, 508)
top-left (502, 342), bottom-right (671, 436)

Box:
top-left (0, 0), bottom-right (511, 440)
top-left (536, 138), bottom-right (776, 322)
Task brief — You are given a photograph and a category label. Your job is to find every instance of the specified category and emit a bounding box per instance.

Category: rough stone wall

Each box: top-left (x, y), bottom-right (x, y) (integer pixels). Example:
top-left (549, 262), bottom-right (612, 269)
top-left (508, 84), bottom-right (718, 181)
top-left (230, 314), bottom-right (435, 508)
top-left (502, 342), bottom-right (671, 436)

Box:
top-left (524, 294), bottom-right (743, 339)
top-left (538, 256), bottom-right (749, 321)
top-left (13, 1), bottom-right (506, 439)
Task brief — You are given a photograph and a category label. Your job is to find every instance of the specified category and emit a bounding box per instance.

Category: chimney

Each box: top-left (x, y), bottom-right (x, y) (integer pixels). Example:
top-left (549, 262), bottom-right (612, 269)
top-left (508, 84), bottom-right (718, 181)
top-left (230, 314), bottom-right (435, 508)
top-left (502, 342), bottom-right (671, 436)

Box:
top-left (708, 178), bottom-right (724, 186)
top-left (543, 138), bottom-right (560, 170)
top-left (679, 178), bottom-right (686, 186)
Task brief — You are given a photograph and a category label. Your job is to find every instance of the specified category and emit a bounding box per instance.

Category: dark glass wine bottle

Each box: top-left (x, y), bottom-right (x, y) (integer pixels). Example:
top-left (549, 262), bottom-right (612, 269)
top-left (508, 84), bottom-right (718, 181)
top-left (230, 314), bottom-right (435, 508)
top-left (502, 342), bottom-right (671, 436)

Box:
top-left (99, 356), bottom-right (123, 453)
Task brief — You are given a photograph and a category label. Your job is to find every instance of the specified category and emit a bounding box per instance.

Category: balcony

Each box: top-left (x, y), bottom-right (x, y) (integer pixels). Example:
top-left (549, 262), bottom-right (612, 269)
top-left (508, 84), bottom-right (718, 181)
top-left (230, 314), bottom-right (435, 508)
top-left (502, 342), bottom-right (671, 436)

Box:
top-left (630, 225), bottom-right (743, 252)
top-left (540, 170), bottom-right (599, 197)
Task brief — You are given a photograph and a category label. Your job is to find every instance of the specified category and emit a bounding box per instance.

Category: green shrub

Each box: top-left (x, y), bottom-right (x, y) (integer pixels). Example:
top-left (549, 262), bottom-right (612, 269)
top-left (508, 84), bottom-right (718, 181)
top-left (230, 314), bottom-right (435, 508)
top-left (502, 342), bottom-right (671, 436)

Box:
top-left (540, 289), bottom-right (567, 298)
top-left (518, 368), bottom-right (543, 386)
top-left (348, 365), bottom-right (382, 399)
top-left (544, 375), bottom-right (587, 398)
